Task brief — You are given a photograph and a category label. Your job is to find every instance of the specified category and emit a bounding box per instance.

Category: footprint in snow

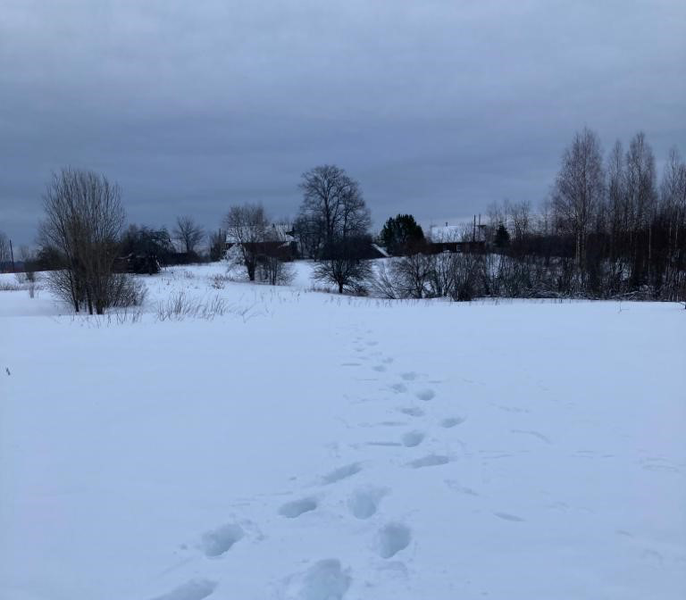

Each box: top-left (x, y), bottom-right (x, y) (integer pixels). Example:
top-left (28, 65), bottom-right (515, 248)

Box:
top-left (375, 523), bottom-right (412, 559)
top-left (408, 454), bottom-right (451, 468)
top-left (479, 450), bottom-right (515, 460)
top-left (359, 420), bottom-right (406, 428)
top-left (321, 462), bottom-right (362, 484)
top-left (511, 429), bottom-right (551, 444)
top-left (149, 579), bottom-right (217, 600)
top-left (348, 486), bottom-right (387, 519)
top-left (640, 457), bottom-right (681, 473)
top-left (441, 417), bottom-right (466, 428)
top-left (496, 404), bottom-right (529, 414)
top-left (279, 497), bottom-right (318, 518)
top-left (445, 479), bottom-right (479, 496)
top-left (415, 389), bottom-right (435, 401)
top-left (641, 548), bottom-right (665, 564)
top-left (493, 512), bottom-right (525, 522)
top-left (398, 406), bottom-right (425, 417)
top-left (200, 523), bottom-right (244, 557)
top-left (400, 371), bottom-right (418, 381)
top-left (366, 441), bottom-right (403, 447)
top-left (373, 365), bottom-right (387, 372)
top-left (401, 430), bottom-right (425, 447)
top-left (283, 559), bottom-right (352, 600)
top-left (390, 383), bottom-right (408, 394)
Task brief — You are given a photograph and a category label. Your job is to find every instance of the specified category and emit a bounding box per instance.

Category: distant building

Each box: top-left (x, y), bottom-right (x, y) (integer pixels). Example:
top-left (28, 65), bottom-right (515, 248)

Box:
top-left (427, 223), bottom-right (487, 254)
top-left (113, 254), bottom-right (161, 274)
top-left (225, 224), bottom-right (299, 261)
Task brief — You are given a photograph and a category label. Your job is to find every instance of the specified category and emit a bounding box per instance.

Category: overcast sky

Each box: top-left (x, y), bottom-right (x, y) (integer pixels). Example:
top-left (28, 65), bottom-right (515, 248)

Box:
top-left (1, 0), bottom-right (685, 246)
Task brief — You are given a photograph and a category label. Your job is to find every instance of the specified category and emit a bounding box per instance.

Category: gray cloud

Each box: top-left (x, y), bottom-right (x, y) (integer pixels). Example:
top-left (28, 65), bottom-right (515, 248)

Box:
top-left (1, 0), bottom-right (685, 245)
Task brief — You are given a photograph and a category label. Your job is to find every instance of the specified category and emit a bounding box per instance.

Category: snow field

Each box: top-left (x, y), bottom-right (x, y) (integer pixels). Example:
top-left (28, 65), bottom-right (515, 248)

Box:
top-left (1, 264), bottom-right (685, 599)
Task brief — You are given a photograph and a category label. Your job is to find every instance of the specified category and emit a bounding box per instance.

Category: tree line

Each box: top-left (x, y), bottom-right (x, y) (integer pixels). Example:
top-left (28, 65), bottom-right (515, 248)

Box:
top-left (480, 129), bottom-right (686, 300)
top-left (2, 126), bottom-right (684, 313)
top-left (8, 164), bottom-right (376, 311)
top-left (369, 129), bottom-right (685, 302)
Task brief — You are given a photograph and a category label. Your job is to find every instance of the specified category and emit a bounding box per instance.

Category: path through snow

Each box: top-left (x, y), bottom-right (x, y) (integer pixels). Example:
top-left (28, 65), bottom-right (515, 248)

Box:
top-left (1, 266), bottom-right (684, 600)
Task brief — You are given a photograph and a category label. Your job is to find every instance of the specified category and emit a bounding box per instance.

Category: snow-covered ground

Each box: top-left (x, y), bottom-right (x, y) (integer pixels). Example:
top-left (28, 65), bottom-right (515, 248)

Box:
top-left (1, 264), bottom-right (685, 600)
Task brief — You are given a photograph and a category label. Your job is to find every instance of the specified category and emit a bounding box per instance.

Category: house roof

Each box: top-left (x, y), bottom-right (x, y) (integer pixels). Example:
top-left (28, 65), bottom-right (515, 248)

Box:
top-left (428, 224), bottom-right (486, 243)
top-left (225, 224), bottom-right (295, 244)
top-left (371, 244), bottom-right (390, 258)
top-left (428, 225), bottom-right (464, 242)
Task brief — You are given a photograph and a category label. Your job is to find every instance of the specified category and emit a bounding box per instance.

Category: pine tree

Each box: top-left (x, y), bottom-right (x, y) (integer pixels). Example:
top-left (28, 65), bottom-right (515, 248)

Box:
top-left (494, 224), bottom-right (510, 249)
top-left (379, 214), bottom-right (425, 255)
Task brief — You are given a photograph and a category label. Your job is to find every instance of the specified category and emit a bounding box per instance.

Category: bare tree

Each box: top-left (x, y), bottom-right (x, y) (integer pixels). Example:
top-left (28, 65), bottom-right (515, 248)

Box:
top-left (208, 228), bottom-right (226, 262)
top-left (625, 133), bottom-right (657, 230)
top-left (0, 231), bottom-right (9, 267)
top-left (390, 252), bottom-right (434, 298)
top-left (537, 199), bottom-right (554, 237)
top-left (298, 165), bottom-right (372, 293)
top-left (624, 132), bottom-right (658, 282)
top-left (371, 252), bottom-right (487, 301)
top-left (660, 147), bottom-right (686, 257)
top-left (339, 181), bottom-right (371, 240)
top-left (257, 225), bottom-right (295, 286)
top-left (485, 201), bottom-right (506, 245)
top-left (486, 201), bottom-right (506, 230)
top-left (223, 203), bottom-right (268, 281)
top-left (369, 253), bottom-right (437, 300)
top-left (313, 235), bottom-right (372, 294)
top-left (173, 215), bottom-right (205, 255)
top-left (17, 245), bottom-right (37, 282)
top-left (508, 201), bottom-right (532, 242)
top-left (552, 128), bottom-right (605, 265)
top-left (292, 213), bottom-right (323, 259)
top-left (606, 140), bottom-right (626, 257)
top-left (297, 165), bottom-right (371, 257)
top-left (38, 168), bottom-right (134, 314)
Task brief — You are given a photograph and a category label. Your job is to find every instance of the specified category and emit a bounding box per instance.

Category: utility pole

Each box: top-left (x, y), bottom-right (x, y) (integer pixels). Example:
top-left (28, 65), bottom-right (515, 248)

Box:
top-left (9, 238), bottom-right (15, 272)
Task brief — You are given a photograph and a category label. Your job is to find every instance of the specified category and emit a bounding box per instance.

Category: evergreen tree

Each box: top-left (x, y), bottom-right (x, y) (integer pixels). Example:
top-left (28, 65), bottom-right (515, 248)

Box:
top-left (494, 224), bottom-right (510, 249)
top-left (379, 214), bottom-right (425, 255)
